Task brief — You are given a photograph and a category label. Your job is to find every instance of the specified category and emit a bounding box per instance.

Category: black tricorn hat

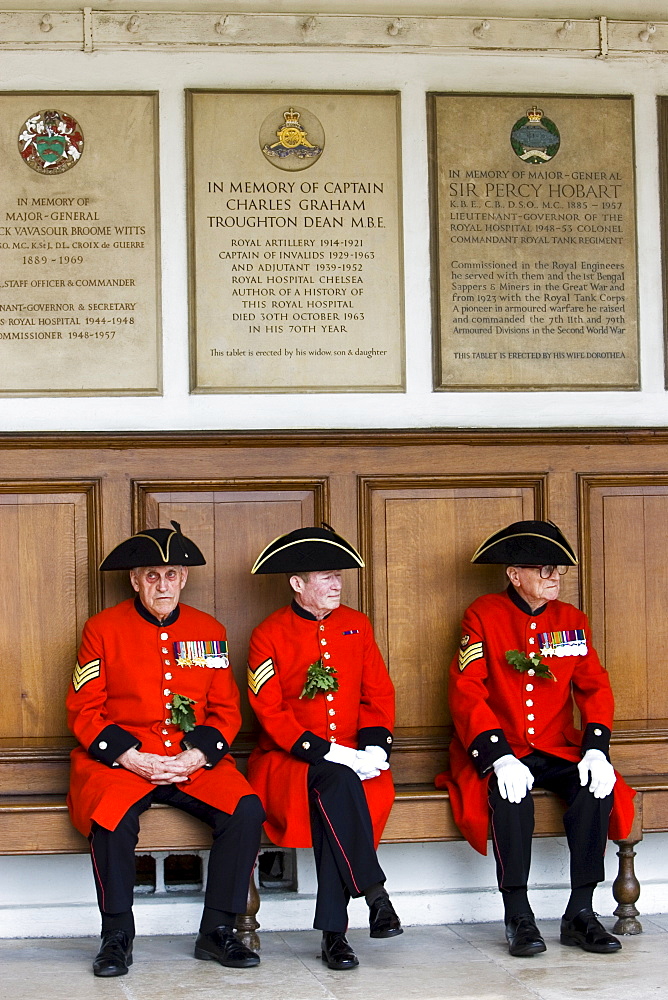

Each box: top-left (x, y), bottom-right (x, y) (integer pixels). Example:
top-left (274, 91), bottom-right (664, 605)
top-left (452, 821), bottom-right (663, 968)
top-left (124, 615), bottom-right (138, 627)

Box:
top-left (251, 525), bottom-right (364, 574)
top-left (471, 519), bottom-right (578, 566)
top-left (99, 521), bottom-right (206, 571)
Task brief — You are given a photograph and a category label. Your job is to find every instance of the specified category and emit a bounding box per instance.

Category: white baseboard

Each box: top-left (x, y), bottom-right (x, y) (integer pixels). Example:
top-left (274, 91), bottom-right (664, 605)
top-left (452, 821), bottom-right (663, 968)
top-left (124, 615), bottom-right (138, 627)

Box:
top-left (0, 879), bottom-right (638, 939)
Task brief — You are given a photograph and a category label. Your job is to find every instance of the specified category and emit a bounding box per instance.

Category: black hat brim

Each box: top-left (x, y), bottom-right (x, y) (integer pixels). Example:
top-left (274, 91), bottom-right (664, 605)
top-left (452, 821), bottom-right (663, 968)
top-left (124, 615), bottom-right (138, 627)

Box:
top-left (471, 520), bottom-right (577, 566)
top-left (100, 526), bottom-right (206, 571)
top-left (252, 528), bottom-right (364, 574)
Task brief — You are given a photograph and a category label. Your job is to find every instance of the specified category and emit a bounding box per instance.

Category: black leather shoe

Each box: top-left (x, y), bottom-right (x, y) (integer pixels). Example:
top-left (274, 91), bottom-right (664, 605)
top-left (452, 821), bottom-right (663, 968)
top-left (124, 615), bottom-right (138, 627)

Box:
top-left (505, 913), bottom-right (547, 957)
top-left (369, 892), bottom-right (403, 938)
top-left (93, 930), bottom-right (133, 977)
top-left (194, 926), bottom-right (260, 967)
top-left (560, 909), bottom-right (622, 953)
top-left (321, 931), bottom-right (359, 970)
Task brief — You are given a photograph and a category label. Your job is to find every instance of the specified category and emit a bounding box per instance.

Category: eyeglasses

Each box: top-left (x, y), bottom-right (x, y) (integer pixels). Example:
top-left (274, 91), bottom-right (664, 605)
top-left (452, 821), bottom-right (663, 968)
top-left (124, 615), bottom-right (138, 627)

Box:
top-left (516, 565), bottom-right (569, 579)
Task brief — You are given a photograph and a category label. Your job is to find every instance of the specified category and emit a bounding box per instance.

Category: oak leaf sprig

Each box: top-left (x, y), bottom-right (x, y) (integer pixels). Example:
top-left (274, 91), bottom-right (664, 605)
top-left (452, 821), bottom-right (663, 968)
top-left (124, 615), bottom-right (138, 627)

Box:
top-left (169, 693), bottom-right (197, 732)
top-left (505, 649), bottom-right (556, 682)
top-left (299, 659), bottom-right (339, 700)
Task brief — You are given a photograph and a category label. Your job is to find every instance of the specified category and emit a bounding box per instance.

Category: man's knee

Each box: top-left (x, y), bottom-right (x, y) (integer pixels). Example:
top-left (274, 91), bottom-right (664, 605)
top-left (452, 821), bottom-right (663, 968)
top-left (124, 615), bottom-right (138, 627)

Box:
top-left (308, 760), bottom-right (364, 804)
top-left (309, 760), bottom-right (361, 795)
top-left (488, 783), bottom-right (534, 816)
top-left (233, 793), bottom-right (265, 828)
top-left (566, 786), bottom-right (614, 827)
top-left (489, 786), bottom-right (535, 842)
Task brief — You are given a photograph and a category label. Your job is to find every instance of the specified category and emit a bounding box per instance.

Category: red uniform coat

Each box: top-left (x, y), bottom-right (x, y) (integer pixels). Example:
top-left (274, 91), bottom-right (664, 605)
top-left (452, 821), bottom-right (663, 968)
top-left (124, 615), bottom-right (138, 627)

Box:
top-left (436, 590), bottom-right (635, 855)
top-left (247, 603), bottom-right (395, 848)
top-left (67, 599), bottom-right (253, 836)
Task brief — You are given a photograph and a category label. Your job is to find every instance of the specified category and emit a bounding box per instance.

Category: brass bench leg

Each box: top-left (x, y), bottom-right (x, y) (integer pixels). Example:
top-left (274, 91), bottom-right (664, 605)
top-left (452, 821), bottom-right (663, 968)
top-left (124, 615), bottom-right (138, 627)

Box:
top-left (612, 839), bottom-right (642, 935)
top-left (236, 859), bottom-right (261, 951)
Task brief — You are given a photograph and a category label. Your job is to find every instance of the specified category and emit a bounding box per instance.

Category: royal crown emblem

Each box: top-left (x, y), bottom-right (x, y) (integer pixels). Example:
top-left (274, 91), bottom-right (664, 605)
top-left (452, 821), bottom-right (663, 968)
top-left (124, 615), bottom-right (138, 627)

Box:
top-left (510, 105), bottom-right (560, 164)
top-left (260, 104), bottom-right (324, 171)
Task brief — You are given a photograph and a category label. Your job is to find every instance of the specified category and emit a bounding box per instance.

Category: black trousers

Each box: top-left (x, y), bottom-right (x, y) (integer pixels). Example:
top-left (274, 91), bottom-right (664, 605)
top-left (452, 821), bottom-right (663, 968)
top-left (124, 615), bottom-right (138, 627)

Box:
top-left (308, 761), bottom-right (385, 932)
top-left (89, 786), bottom-right (264, 922)
top-left (488, 750), bottom-right (613, 891)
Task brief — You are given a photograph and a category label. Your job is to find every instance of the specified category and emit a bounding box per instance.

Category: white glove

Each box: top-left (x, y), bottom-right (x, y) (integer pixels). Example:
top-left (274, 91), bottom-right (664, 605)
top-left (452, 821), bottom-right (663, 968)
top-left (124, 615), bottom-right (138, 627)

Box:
top-left (323, 743), bottom-right (359, 770)
top-left (361, 745), bottom-right (389, 767)
top-left (356, 765), bottom-right (381, 781)
top-left (578, 749), bottom-right (616, 798)
top-left (493, 754), bottom-right (534, 803)
top-left (354, 747), bottom-right (390, 781)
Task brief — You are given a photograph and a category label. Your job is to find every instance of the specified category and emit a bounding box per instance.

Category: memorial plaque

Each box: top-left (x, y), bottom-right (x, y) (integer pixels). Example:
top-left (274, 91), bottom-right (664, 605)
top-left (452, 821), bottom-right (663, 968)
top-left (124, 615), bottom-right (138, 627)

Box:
top-left (430, 95), bottom-right (639, 390)
top-left (187, 91), bottom-right (404, 392)
top-left (0, 92), bottom-right (160, 395)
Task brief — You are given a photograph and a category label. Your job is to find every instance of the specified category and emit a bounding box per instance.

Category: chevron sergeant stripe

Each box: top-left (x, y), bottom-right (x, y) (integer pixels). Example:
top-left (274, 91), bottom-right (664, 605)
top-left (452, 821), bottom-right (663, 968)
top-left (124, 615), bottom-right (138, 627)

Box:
top-left (248, 657), bottom-right (275, 696)
top-left (72, 658), bottom-right (101, 692)
top-left (458, 642), bottom-right (484, 671)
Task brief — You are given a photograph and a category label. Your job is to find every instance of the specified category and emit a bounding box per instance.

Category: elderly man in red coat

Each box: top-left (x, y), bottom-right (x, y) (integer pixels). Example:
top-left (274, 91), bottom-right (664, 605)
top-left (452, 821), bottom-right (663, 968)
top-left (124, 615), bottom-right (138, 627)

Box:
top-left (247, 526), bottom-right (402, 971)
top-left (67, 522), bottom-right (264, 977)
top-left (438, 520), bottom-right (635, 959)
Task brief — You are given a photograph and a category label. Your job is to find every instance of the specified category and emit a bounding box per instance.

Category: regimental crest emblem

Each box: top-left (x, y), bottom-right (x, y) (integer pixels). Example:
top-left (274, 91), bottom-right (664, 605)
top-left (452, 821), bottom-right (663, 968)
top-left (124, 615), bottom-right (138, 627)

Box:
top-left (259, 106), bottom-right (324, 171)
top-left (510, 105), bottom-right (560, 164)
top-left (18, 109), bottom-right (84, 174)
top-left (460, 634), bottom-right (470, 649)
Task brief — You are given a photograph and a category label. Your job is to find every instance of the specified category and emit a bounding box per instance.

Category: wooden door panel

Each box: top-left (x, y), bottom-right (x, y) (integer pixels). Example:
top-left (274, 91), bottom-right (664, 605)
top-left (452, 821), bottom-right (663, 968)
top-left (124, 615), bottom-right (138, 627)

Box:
top-left (0, 484), bottom-right (99, 740)
top-left (580, 476), bottom-right (668, 724)
top-left (134, 481), bottom-right (326, 732)
top-left (360, 476), bottom-right (545, 732)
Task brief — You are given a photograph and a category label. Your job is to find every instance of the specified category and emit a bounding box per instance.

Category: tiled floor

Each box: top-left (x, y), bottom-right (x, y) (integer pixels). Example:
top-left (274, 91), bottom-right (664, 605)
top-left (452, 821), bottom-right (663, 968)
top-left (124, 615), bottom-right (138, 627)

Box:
top-left (2, 915), bottom-right (666, 1000)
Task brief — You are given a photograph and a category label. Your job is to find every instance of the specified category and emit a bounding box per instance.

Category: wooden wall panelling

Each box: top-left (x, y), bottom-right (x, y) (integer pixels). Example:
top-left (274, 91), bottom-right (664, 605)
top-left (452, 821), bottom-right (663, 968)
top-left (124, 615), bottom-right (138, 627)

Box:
top-left (660, 98), bottom-right (668, 389)
top-left (359, 474), bottom-right (546, 782)
top-left (99, 468), bottom-right (139, 612)
top-left (132, 479), bottom-right (328, 734)
top-left (0, 481), bottom-right (100, 745)
top-left (579, 474), bottom-right (668, 773)
top-left (1, 434), bottom-right (667, 794)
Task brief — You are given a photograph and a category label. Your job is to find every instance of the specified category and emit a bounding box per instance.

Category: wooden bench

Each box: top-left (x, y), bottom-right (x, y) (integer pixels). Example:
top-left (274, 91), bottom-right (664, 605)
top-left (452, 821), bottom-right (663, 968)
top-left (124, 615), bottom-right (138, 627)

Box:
top-left (0, 759), bottom-right (649, 943)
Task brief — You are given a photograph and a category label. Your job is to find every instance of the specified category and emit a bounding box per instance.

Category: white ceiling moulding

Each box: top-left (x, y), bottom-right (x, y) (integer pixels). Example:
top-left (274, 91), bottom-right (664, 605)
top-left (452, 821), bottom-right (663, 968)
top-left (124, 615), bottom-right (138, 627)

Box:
top-left (0, 9), bottom-right (667, 55)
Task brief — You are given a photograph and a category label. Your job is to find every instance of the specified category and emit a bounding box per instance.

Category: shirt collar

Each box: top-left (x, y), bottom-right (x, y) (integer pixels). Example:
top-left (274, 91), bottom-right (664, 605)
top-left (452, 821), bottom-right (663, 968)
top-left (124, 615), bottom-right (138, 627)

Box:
top-left (506, 583), bottom-right (548, 617)
top-left (134, 594), bottom-right (181, 627)
top-left (290, 598), bottom-right (333, 622)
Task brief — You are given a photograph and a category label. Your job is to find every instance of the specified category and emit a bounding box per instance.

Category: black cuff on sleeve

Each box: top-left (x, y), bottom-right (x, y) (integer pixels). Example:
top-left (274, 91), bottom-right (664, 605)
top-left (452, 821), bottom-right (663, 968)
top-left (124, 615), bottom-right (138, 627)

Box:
top-left (88, 724), bottom-right (139, 768)
top-left (468, 728), bottom-right (514, 778)
top-left (357, 726), bottom-right (394, 760)
top-left (581, 723), bottom-right (612, 760)
top-left (290, 730), bottom-right (331, 764)
top-left (181, 725), bottom-right (229, 768)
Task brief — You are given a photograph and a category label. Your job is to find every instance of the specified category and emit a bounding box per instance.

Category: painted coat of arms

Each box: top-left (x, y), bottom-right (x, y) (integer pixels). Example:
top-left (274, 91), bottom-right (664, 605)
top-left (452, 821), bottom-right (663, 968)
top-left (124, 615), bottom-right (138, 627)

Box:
top-left (18, 109), bottom-right (84, 174)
